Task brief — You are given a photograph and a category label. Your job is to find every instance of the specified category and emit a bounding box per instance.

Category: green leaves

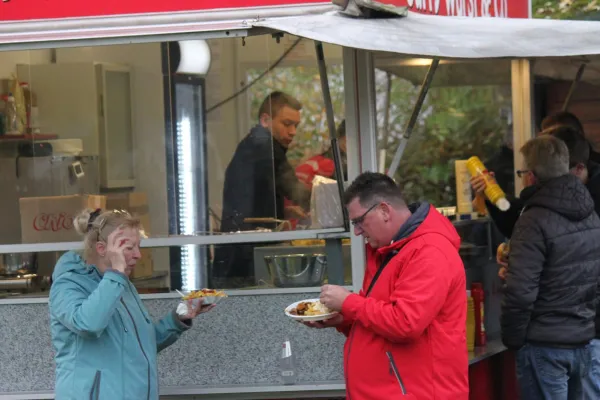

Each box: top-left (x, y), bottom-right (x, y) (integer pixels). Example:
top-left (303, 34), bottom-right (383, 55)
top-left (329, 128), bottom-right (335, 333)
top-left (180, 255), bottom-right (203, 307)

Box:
top-left (378, 70), bottom-right (510, 206)
top-left (533, 0), bottom-right (600, 19)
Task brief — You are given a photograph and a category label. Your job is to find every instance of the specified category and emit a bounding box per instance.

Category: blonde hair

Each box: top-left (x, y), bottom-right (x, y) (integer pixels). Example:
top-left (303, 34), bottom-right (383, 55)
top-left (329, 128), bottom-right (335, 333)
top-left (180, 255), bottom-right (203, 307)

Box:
top-left (73, 208), bottom-right (142, 260)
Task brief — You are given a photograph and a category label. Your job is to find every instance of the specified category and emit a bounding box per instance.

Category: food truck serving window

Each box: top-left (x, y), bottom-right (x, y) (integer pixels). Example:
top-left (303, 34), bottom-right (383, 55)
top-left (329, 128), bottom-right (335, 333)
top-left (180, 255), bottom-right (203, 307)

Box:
top-left (0, 33), bottom-right (350, 297)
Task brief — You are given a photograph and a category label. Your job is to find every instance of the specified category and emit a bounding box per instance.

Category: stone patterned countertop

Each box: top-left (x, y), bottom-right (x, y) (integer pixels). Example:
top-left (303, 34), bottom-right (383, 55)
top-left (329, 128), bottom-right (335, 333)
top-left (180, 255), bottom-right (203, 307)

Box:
top-left (0, 292), bottom-right (505, 398)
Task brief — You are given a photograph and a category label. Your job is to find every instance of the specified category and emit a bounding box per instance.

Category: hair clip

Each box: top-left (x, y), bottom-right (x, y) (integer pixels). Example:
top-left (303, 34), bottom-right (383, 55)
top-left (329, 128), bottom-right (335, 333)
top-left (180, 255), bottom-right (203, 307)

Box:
top-left (87, 208), bottom-right (102, 231)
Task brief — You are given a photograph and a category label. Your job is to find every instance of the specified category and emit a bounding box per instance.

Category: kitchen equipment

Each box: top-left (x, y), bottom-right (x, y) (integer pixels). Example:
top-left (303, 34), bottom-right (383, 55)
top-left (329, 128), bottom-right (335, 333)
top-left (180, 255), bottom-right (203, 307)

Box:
top-left (265, 253), bottom-right (327, 288)
top-left (0, 252), bottom-right (36, 276)
top-left (0, 274), bottom-right (50, 292)
top-left (0, 155), bottom-right (99, 245)
top-left (243, 217), bottom-right (292, 232)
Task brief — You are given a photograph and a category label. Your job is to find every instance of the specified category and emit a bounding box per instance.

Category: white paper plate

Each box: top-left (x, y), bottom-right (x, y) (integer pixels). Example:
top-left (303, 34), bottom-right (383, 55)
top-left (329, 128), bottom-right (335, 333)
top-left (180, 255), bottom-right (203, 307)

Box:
top-left (284, 298), bottom-right (338, 322)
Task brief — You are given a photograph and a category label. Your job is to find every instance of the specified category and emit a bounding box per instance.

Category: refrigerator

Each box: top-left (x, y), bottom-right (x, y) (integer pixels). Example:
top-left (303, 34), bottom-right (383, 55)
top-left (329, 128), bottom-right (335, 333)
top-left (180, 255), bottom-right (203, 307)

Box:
top-left (162, 42), bottom-right (210, 292)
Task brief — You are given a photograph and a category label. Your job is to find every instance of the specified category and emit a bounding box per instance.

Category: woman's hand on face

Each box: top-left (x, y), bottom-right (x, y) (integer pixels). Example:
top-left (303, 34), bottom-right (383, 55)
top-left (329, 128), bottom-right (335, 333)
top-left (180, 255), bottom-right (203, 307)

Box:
top-left (105, 228), bottom-right (129, 274)
top-left (178, 299), bottom-right (216, 321)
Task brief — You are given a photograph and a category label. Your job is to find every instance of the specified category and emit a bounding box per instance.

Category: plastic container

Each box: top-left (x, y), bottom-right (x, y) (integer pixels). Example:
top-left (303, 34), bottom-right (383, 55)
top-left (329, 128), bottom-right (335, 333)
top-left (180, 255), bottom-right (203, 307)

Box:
top-left (10, 77), bottom-right (26, 134)
top-left (455, 160), bottom-right (473, 216)
top-left (3, 93), bottom-right (19, 135)
top-left (466, 290), bottom-right (475, 352)
top-left (466, 156), bottom-right (511, 211)
top-left (280, 339), bottom-right (297, 385)
top-left (471, 283), bottom-right (486, 347)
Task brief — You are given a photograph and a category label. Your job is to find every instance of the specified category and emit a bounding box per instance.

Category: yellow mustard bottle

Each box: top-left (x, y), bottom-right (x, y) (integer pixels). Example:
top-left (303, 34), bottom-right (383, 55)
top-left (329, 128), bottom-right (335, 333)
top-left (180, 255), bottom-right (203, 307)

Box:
top-left (466, 156), bottom-right (510, 211)
top-left (466, 290), bottom-right (475, 352)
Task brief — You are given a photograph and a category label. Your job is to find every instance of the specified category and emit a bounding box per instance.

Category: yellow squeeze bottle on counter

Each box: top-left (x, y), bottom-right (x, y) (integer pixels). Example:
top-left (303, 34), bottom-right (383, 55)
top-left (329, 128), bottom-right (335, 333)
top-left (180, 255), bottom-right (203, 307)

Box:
top-left (466, 156), bottom-right (510, 211)
top-left (466, 290), bottom-right (475, 352)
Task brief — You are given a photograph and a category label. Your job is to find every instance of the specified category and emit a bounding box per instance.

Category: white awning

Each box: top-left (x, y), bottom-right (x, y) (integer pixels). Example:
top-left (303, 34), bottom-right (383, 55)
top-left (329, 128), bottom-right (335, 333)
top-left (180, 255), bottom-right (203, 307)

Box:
top-left (253, 11), bottom-right (600, 59)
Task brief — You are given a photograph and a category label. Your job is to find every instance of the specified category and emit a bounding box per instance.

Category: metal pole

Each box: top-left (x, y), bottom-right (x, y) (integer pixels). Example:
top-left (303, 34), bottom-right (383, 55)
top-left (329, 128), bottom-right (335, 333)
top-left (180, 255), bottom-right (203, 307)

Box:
top-left (387, 58), bottom-right (440, 179)
top-left (315, 41), bottom-right (350, 231)
top-left (379, 72), bottom-right (393, 173)
top-left (562, 63), bottom-right (586, 112)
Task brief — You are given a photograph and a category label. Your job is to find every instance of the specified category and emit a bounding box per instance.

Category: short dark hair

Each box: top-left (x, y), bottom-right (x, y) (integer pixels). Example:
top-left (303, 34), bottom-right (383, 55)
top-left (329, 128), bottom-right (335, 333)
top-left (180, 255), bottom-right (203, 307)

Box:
top-left (343, 172), bottom-right (406, 208)
top-left (521, 136), bottom-right (569, 182)
top-left (257, 91), bottom-right (302, 121)
top-left (545, 125), bottom-right (590, 166)
top-left (541, 111), bottom-right (584, 134)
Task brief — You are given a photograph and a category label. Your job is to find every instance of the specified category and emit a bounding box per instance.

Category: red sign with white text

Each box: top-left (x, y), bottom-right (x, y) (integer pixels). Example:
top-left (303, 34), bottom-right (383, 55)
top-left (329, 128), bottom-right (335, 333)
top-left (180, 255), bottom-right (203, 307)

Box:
top-left (400, 0), bottom-right (529, 18)
top-left (0, 0), bottom-right (528, 21)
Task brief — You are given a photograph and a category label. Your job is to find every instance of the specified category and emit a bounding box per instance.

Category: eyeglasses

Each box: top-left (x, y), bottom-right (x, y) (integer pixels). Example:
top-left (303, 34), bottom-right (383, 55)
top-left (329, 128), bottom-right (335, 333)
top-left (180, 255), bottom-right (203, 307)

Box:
top-left (350, 203), bottom-right (380, 227)
top-left (516, 170), bottom-right (531, 178)
top-left (97, 209), bottom-right (131, 238)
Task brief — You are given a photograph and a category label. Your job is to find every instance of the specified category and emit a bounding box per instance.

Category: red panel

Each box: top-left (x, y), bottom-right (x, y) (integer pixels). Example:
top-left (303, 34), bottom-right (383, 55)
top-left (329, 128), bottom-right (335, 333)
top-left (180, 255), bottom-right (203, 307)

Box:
top-left (0, 0), bottom-right (529, 22)
top-left (469, 360), bottom-right (494, 400)
top-left (0, 0), bottom-right (327, 21)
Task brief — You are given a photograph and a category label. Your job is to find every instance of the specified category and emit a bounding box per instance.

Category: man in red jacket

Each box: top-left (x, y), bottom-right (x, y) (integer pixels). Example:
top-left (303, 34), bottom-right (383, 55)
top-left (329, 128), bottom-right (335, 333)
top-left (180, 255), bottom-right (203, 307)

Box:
top-left (306, 172), bottom-right (469, 399)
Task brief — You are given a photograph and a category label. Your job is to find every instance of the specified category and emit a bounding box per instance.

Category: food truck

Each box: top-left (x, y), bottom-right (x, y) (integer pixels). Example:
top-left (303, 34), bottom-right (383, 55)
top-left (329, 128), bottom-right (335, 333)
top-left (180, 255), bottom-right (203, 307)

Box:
top-left (1, 0), bottom-right (600, 398)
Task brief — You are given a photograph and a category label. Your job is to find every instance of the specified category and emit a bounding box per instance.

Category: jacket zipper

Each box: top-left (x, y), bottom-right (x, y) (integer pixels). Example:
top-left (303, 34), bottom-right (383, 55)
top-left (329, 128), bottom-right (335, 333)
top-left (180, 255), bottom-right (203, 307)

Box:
top-left (345, 247), bottom-right (405, 398)
top-left (89, 370), bottom-right (101, 400)
top-left (121, 299), bottom-right (151, 400)
top-left (386, 351), bottom-right (407, 395)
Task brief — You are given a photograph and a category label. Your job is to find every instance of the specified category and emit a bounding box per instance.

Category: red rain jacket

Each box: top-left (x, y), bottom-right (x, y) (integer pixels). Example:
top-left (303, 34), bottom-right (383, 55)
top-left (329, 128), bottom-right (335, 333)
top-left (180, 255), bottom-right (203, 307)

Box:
top-left (338, 204), bottom-right (469, 399)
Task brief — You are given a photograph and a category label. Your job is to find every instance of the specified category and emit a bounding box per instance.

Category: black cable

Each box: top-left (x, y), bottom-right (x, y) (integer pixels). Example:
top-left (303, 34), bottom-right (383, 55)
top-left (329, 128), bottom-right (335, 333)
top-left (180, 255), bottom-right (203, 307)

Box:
top-left (206, 37), bottom-right (303, 115)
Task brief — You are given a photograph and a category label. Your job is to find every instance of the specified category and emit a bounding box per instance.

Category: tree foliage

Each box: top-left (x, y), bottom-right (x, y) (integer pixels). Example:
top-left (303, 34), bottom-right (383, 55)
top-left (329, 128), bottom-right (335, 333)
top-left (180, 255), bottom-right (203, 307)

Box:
top-left (533, 0), bottom-right (600, 19)
top-left (248, 62), bottom-right (510, 206)
top-left (375, 71), bottom-right (511, 205)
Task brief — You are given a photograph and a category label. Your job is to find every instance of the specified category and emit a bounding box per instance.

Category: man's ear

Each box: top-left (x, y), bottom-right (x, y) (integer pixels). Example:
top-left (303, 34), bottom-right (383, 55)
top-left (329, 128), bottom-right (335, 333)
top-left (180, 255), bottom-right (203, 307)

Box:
top-left (259, 113), bottom-right (272, 128)
top-left (379, 202), bottom-right (391, 220)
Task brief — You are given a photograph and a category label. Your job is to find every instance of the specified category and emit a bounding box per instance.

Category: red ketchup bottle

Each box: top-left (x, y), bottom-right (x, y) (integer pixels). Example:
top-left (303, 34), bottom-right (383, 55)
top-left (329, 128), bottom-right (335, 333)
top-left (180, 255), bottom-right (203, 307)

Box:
top-left (471, 282), bottom-right (486, 347)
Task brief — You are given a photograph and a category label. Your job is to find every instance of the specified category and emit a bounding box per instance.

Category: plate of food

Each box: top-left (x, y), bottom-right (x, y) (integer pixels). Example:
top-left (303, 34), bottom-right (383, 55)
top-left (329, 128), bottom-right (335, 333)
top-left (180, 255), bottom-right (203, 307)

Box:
top-left (181, 288), bottom-right (228, 305)
top-left (285, 298), bottom-right (338, 322)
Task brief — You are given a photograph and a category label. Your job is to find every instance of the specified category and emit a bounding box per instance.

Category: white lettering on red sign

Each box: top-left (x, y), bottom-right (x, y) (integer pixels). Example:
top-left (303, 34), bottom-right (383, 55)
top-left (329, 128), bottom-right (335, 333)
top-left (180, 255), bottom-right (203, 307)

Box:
top-left (33, 213), bottom-right (74, 232)
top-left (406, 0), bottom-right (441, 14)
top-left (408, 0), bottom-right (510, 17)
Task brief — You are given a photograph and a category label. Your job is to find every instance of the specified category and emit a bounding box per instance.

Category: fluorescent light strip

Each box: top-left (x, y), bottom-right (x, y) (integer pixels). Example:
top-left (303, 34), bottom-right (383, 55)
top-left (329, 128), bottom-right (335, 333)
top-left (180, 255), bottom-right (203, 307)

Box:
top-left (176, 115), bottom-right (198, 292)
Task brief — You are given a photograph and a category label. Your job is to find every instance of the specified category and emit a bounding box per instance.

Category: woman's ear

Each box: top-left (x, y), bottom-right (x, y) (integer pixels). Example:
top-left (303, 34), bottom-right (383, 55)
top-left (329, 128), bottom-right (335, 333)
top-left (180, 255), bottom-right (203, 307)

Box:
top-left (95, 241), bottom-right (106, 257)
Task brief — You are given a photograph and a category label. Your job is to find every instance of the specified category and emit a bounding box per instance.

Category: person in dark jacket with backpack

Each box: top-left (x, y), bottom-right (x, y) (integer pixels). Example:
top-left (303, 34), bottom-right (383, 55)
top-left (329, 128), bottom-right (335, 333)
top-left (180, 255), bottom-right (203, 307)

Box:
top-left (501, 135), bottom-right (600, 399)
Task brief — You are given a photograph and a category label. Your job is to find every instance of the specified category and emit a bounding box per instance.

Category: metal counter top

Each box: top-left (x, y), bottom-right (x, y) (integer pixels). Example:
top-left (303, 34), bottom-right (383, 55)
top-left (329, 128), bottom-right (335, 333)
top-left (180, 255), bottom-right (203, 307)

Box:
top-left (469, 339), bottom-right (507, 365)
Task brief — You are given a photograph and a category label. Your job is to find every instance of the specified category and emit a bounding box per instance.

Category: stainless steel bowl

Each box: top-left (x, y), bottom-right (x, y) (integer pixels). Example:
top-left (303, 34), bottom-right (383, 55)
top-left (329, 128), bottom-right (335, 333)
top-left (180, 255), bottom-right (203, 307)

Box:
top-left (264, 253), bottom-right (327, 288)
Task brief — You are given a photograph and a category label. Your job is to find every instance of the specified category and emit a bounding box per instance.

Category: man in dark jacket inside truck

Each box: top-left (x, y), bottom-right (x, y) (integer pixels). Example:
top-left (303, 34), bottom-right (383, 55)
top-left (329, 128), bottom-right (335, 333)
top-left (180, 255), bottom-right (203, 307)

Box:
top-left (501, 135), bottom-right (600, 399)
top-left (213, 91), bottom-right (311, 287)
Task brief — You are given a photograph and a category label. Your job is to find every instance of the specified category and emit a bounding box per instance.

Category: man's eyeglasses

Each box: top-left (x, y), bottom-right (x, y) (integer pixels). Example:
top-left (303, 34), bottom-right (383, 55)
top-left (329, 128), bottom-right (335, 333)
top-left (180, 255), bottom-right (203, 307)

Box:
top-left (350, 203), bottom-right (380, 227)
top-left (516, 170), bottom-right (531, 178)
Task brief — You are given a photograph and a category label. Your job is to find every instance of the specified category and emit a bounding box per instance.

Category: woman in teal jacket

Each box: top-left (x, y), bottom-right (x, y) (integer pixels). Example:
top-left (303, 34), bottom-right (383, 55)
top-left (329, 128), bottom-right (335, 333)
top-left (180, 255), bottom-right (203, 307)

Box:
top-left (49, 209), bottom-right (213, 400)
